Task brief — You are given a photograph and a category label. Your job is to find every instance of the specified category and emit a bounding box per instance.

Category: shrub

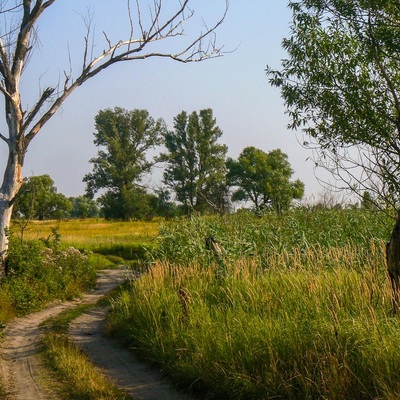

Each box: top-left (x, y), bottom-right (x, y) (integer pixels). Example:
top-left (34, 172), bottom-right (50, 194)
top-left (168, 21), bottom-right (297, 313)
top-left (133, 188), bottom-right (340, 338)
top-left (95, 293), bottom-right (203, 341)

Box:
top-left (1, 239), bottom-right (97, 317)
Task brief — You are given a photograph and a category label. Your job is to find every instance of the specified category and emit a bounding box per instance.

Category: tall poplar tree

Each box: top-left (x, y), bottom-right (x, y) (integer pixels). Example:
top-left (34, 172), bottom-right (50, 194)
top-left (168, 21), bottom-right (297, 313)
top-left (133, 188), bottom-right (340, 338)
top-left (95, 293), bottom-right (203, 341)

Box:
top-left (162, 108), bottom-right (229, 213)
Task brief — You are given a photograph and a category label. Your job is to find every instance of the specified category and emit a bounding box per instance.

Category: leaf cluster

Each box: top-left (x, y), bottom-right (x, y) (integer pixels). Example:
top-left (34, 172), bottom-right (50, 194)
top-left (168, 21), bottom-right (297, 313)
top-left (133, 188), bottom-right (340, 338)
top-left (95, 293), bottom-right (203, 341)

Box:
top-left (267, 0), bottom-right (400, 208)
top-left (227, 147), bottom-right (304, 212)
top-left (12, 175), bottom-right (72, 221)
top-left (162, 108), bottom-right (228, 213)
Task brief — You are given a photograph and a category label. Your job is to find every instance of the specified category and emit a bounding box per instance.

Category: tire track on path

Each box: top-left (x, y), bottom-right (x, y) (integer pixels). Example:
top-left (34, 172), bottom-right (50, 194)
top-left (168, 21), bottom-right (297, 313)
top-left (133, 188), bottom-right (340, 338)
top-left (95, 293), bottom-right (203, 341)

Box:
top-left (0, 269), bottom-right (128, 399)
top-left (1, 268), bottom-right (194, 400)
top-left (70, 307), bottom-right (192, 400)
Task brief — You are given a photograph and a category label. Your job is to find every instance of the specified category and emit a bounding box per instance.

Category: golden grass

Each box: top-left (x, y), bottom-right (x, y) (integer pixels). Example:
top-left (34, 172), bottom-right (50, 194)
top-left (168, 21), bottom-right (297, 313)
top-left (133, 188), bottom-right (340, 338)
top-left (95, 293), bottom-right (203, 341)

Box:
top-left (12, 218), bottom-right (161, 247)
top-left (107, 241), bottom-right (397, 399)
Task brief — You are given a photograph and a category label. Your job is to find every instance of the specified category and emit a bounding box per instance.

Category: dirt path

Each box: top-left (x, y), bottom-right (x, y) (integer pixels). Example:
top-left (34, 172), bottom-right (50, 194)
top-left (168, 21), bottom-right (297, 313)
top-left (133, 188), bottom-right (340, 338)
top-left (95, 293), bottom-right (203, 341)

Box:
top-left (0, 268), bottom-right (192, 400)
top-left (70, 308), bottom-right (192, 400)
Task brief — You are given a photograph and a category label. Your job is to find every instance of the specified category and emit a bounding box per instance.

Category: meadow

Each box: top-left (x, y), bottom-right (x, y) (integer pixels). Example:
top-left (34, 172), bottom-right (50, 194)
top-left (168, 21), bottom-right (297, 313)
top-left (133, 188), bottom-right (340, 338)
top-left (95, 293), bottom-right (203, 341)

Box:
top-left (104, 209), bottom-right (400, 400)
top-left (2, 209), bottom-right (400, 399)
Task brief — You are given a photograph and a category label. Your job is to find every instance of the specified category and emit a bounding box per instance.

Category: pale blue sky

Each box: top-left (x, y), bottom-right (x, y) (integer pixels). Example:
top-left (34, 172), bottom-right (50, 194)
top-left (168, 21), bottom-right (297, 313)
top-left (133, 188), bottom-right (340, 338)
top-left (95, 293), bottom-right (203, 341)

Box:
top-left (2, 1), bottom-right (326, 200)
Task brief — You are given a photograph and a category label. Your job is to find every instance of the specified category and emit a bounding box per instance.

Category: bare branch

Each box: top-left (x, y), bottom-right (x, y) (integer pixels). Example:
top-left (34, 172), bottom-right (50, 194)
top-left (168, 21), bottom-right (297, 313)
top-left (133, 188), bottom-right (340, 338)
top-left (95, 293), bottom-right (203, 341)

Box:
top-left (127, 0), bottom-right (134, 51)
top-left (0, 132), bottom-right (8, 143)
top-left (12, 1), bottom-right (229, 152)
top-left (21, 86), bottom-right (55, 136)
top-left (12, 1), bottom-right (56, 78)
top-left (0, 36), bottom-right (11, 81)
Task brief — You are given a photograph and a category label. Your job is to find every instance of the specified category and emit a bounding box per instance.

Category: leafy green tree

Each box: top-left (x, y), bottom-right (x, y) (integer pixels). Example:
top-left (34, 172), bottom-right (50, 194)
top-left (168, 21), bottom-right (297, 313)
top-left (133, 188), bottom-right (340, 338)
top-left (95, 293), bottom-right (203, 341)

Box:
top-left (13, 175), bottom-right (72, 221)
top-left (69, 196), bottom-right (99, 219)
top-left (266, 1), bottom-right (400, 306)
top-left (227, 147), bottom-right (304, 213)
top-left (98, 187), bottom-right (157, 220)
top-left (267, 1), bottom-right (400, 207)
top-left (84, 108), bottom-right (165, 220)
top-left (162, 108), bottom-right (229, 213)
top-left (153, 188), bottom-right (178, 219)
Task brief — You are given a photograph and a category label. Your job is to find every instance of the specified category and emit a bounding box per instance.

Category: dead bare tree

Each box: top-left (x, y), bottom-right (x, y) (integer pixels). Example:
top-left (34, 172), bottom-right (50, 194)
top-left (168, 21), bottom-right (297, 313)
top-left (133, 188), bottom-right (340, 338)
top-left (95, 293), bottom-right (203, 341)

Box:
top-left (0, 0), bottom-right (228, 280)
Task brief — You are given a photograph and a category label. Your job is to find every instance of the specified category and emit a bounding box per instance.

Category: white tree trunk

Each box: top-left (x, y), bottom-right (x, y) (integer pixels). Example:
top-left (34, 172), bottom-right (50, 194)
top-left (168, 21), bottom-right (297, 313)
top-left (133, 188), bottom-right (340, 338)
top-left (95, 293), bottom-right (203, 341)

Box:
top-left (0, 149), bottom-right (24, 279)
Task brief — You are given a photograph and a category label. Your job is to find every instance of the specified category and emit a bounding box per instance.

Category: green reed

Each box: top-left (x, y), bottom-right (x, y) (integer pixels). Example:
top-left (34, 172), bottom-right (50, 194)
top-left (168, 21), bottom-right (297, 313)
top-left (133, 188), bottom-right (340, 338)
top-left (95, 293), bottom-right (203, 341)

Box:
top-left (107, 209), bottom-right (400, 399)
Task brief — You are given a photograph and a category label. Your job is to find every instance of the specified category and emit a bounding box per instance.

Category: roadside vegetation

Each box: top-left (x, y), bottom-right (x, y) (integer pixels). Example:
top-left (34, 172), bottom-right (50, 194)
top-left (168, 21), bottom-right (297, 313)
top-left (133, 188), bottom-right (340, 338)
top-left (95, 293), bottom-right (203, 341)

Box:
top-left (1, 209), bottom-right (399, 399)
top-left (0, 219), bottom-right (158, 326)
top-left (105, 208), bottom-right (400, 399)
top-left (0, 219), bottom-right (155, 398)
top-left (0, 233), bottom-right (97, 324)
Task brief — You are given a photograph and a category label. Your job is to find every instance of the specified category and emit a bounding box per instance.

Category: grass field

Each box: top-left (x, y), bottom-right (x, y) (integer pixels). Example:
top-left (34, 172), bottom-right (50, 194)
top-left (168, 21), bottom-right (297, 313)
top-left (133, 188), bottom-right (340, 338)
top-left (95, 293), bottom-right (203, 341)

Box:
top-left (105, 209), bottom-right (400, 400)
top-left (16, 218), bottom-right (159, 249)
top-left (5, 210), bottom-right (400, 399)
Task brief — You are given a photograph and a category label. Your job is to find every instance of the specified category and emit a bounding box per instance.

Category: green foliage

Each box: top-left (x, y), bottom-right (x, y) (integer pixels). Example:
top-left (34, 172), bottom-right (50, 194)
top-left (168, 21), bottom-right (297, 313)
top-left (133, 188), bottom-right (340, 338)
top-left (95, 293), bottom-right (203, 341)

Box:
top-left (227, 147), bottom-right (305, 212)
top-left (0, 238), bottom-right (96, 317)
top-left (69, 196), bottom-right (99, 218)
top-left (12, 175), bottom-right (72, 221)
top-left (267, 1), bottom-right (400, 208)
top-left (84, 107), bottom-right (166, 220)
top-left (152, 188), bottom-right (179, 219)
top-left (107, 209), bottom-right (398, 399)
top-left (162, 108), bottom-right (229, 213)
top-left (151, 208), bottom-right (390, 267)
top-left (98, 187), bottom-right (157, 220)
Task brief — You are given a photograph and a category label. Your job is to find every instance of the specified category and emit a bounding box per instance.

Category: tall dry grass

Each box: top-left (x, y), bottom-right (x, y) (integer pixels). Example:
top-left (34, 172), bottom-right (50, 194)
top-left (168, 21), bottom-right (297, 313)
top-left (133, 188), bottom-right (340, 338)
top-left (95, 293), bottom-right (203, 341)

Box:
top-left (106, 209), bottom-right (400, 399)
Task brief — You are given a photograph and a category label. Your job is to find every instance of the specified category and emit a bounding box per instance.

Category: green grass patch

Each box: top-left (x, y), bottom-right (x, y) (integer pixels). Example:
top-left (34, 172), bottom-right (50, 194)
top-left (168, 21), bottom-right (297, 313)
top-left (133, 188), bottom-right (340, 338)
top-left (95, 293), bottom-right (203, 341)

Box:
top-left (42, 333), bottom-right (129, 400)
top-left (106, 209), bottom-right (400, 399)
top-left (41, 296), bottom-right (131, 400)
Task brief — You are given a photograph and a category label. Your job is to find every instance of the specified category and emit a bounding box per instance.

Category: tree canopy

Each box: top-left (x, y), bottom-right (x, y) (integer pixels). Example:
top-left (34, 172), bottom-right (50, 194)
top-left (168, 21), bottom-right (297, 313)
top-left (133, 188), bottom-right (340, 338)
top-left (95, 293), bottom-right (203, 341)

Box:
top-left (267, 0), bottom-right (400, 209)
top-left (12, 175), bottom-right (71, 221)
top-left (84, 107), bottom-right (165, 220)
top-left (162, 108), bottom-right (229, 213)
top-left (227, 147), bottom-right (304, 213)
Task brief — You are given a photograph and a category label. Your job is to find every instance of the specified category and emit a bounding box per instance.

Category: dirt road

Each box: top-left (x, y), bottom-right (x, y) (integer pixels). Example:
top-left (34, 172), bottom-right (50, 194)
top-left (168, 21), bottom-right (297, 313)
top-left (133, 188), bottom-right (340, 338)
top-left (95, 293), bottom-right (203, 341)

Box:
top-left (0, 269), bottom-right (192, 400)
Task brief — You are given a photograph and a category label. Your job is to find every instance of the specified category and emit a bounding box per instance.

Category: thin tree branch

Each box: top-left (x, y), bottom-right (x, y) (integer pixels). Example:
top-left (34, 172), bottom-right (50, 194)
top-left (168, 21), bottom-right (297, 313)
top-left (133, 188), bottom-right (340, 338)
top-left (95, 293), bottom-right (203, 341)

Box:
top-left (21, 86), bottom-right (54, 136)
top-left (0, 132), bottom-right (8, 143)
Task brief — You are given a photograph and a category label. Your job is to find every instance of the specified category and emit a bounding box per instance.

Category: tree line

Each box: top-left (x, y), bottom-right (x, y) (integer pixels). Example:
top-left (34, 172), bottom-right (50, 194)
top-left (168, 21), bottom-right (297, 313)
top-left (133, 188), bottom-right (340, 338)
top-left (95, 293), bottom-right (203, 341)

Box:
top-left (13, 107), bottom-right (305, 221)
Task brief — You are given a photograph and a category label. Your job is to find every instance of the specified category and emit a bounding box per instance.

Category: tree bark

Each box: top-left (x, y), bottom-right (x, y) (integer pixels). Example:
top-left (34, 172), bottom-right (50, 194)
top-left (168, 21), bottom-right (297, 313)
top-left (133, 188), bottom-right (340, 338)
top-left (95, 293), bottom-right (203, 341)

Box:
top-left (386, 215), bottom-right (400, 312)
top-left (0, 146), bottom-right (25, 279)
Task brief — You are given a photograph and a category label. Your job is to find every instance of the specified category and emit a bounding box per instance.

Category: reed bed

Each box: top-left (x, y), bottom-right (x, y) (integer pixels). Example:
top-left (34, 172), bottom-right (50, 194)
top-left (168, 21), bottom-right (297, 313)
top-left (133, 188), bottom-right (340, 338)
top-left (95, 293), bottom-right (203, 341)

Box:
top-left (106, 209), bottom-right (400, 399)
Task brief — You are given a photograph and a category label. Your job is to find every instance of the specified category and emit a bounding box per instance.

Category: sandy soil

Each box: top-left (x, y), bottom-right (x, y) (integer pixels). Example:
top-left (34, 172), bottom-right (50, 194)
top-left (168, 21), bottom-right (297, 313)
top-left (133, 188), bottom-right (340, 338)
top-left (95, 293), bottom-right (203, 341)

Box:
top-left (0, 268), bottom-right (192, 400)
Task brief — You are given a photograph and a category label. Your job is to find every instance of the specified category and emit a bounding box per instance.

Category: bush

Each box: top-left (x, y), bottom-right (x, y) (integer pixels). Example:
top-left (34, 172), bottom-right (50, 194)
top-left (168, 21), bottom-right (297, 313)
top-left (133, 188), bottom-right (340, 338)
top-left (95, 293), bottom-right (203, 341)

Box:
top-left (0, 239), bottom-right (97, 318)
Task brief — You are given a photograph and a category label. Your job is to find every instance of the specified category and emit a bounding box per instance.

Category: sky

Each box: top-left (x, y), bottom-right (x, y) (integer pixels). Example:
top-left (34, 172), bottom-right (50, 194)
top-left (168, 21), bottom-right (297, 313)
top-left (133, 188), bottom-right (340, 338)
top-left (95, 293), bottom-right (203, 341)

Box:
top-left (1, 1), bottom-right (331, 202)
